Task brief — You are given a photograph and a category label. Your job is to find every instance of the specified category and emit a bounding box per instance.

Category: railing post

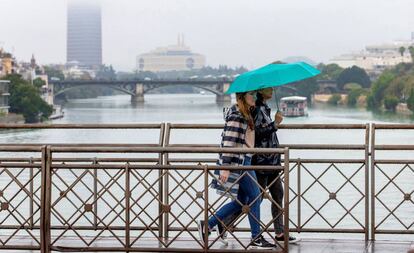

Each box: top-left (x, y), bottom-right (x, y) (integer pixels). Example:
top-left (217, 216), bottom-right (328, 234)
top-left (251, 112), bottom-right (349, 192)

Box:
top-left (40, 146), bottom-right (47, 253)
top-left (163, 123), bottom-right (172, 239)
top-left (158, 123), bottom-right (165, 239)
top-left (370, 123), bottom-right (376, 241)
top-left (203, 164), bottom-right (209, 252)
top-left (297, 158), bottom-right (301, 234)
top-left (365, 123), bottom-right (370, 241)
top-left (93, 157), bottom-right (98, 230)
top-left (125, 163), bottom-right (130, 251)
top-left (283, 148), bottom-right (290, 253)
top-left (40, 145), bottom-right (52, 253)
top-left (29, 157), bottom-right (34, 230)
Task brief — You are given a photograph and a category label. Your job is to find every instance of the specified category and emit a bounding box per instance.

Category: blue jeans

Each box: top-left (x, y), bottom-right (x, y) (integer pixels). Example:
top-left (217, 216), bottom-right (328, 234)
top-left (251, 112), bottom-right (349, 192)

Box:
top-left (208, 156), bottom-right (261, 238)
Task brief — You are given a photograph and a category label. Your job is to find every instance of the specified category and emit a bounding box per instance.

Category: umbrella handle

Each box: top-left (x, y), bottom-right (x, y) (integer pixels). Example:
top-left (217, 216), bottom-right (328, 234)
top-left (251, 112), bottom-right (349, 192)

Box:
top-left (273, 87), bottom-right (280, 113)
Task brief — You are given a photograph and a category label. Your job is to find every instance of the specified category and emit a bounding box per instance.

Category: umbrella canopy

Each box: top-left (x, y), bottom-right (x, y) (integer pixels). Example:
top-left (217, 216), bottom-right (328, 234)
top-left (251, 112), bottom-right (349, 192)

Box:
top-left (225, 61), bottom-right (320, 94)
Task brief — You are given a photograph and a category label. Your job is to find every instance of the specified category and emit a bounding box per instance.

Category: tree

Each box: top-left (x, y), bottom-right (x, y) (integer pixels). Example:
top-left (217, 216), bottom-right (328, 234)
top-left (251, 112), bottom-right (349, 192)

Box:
top-left (33, 77), bottom-right (46, 90)
top-left (384, 96), bottom-right (399, 111)
top-left (328, 94), bottom-right (342, 105)
top-left (289, 77), bottom-right (319, 103)
top-left (317, 63), bottom-right (344, 80)
top-left (347, 87), bottom-right (364, 107)
top-left (367, 72), bottom-right (395, 110)
top-left (96, 64), bottom-right (116, 80)
top-left (336, 66), bottom-right (371, 90)
top-left (407, 88), bottom-right (414, 112)
top-left (409, 46), bottom-right (414, 63)
top-left (2, 74), bottom-right (53, 123)
top-left (399, 46), bottom-right (406, 57)
top-left (43, 66), bottom-right (65, 81)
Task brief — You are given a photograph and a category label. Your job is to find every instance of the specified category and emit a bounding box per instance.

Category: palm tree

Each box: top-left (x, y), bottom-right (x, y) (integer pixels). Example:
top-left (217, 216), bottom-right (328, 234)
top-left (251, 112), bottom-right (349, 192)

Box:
top-left (409, 46), bottom-right (414, 63)
top-left (399, 46), bottom-right (406, 57)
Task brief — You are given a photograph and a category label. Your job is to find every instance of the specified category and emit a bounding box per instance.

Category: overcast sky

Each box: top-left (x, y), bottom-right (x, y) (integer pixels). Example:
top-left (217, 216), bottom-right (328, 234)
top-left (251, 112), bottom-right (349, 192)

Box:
top-left (1, 0), bottom-right (413, 71)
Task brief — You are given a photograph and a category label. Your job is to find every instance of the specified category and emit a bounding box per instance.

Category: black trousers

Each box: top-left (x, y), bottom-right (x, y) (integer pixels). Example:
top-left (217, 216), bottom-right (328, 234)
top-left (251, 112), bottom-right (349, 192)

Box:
top-left (221, 171), bottom-right (284, 234)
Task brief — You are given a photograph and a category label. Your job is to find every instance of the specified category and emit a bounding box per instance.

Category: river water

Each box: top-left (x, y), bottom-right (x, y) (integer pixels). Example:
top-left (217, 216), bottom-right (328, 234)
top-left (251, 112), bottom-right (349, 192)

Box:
top-left (0, 94), bottom-right (413, 241)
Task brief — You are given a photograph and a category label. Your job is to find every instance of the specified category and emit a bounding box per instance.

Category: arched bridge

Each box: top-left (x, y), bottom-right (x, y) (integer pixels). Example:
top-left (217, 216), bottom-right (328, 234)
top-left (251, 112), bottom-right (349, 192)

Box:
top-left (51, 79), bottom-right (232, 103)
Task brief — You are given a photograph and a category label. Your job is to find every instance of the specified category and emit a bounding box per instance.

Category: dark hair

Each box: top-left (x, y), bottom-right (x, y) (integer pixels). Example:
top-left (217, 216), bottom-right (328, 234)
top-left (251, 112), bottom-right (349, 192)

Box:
top-left (256, 92), bottom-right (264, 104)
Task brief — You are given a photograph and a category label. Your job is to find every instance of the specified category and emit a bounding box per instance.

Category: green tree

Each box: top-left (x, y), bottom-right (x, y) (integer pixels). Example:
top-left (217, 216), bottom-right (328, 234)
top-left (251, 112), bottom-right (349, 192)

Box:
top-left (328, 94), bottom-right (342, 105)
top-left (409, 46), bottom-right (414, 63)
top-left (347, 88), bottom-right (364, 107)
top-left (383, 95), bottom-right (399, 111)
top-left (43, 66), bottom-right (65, 81)
top-left (317, 63), bottom-right (344, 80)
top-left (367, 72), bottom-right (395, 110)
top-left (32, 77), bottom-right (46, 90)
top-left (337, 66), bottom-right (371, 90)
top-left (96, 64), bottom-right (116, 80)
top-left (407, 88), bottom-right (414, 112)
top-left (289, 77), bottom-right (319, 103)
top-left (399, 46), bottom-right (406, 57)
top-left (2, 74), bottom-right (53, 123)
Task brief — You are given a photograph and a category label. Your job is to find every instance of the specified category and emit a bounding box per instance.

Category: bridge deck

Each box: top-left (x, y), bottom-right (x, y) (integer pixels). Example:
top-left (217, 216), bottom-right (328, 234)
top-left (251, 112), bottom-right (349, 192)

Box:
top-left (1, 237), bottom-right (412, 252)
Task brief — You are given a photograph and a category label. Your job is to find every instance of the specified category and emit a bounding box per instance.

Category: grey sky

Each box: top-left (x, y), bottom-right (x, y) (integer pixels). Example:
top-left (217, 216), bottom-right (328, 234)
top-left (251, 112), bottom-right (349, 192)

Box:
top-left (1, 0), bottom-right (413, 71)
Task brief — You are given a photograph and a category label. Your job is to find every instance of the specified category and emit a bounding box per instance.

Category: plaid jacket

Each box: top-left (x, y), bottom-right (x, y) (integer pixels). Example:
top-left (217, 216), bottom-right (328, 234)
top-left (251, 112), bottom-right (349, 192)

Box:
top-left (211, 104), bottom-right (250, 197)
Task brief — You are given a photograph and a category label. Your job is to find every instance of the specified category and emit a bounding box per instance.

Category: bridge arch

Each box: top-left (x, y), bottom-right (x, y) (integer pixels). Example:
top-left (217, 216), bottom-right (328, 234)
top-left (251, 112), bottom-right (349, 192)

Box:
top-left (144, 84), bottom-right (224, 96)
top-left (53, 84), bottom-right (135, 98)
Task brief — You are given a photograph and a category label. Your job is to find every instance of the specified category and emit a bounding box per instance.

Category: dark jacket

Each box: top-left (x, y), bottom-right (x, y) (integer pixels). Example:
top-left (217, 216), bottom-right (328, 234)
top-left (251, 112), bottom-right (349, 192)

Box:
top-left (252, 99), bottom-right (281, 174)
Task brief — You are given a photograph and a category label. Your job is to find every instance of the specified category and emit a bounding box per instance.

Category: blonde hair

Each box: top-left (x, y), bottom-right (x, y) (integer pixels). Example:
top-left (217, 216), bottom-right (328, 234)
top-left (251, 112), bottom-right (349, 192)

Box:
top-left (236, 92), bottom-right (254, 130)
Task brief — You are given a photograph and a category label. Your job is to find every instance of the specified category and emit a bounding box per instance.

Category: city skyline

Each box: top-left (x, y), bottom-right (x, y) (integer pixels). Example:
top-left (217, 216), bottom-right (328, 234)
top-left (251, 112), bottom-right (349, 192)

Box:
top-left (1, 0), bottom-right (414, 71)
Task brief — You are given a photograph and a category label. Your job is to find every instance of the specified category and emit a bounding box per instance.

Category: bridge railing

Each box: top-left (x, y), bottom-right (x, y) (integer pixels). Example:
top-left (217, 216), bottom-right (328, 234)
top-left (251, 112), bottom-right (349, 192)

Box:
top-left (45, 146), bottom-right (288, 252)
top-left (1, 122), bottom-right (414, 252)
top-left (0, 146), bottom-right (46, 251)
top-left (371, 124), bottom-right (414, 240)
top-left (165, 123), bottom-right (370, 240)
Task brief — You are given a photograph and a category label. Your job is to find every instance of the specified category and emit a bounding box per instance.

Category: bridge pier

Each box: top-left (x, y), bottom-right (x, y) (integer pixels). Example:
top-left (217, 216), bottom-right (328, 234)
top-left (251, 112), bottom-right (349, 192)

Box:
top-left (215, 83), bottom-right (231, 103)
top-left (131, 83), bottom-right (145, 104)
top-left (215, 94), bottom-right (232, 103)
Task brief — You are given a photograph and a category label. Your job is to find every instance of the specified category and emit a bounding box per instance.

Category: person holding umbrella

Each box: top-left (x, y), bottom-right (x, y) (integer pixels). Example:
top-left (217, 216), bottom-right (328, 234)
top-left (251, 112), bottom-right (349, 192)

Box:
top-left (215, 62), bottom-right (320, 246)
top-left (254, 87), bottom-right (300, 244)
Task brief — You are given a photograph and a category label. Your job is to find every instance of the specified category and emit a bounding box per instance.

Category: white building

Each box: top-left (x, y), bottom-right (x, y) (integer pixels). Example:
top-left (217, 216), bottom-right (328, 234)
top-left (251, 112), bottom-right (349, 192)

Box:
top-left (0, 80), bottom-right (10, 115)
top-left (137, 35), bottom-right (206, 72)
top-left (34, 74), bottom-right (54, 105)
top-left (330, 33), bottom-right (414, 73)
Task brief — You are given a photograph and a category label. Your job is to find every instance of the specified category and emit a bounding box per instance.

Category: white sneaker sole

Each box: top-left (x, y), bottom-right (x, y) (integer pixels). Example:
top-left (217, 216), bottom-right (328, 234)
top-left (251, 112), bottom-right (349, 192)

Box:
top-left (216, 227), bottom-right (229, 246)
top-left (277, 238), bottom-right (301, 244)
top-left (248, 245), bottom-right (275, 250)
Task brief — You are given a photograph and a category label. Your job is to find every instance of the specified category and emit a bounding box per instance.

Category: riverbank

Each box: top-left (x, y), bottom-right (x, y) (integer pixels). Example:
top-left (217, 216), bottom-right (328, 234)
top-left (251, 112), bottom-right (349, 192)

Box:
top-left (313, 93), bottom-right (414, 117)
top-left (0, 113), bottom-right (24, 124)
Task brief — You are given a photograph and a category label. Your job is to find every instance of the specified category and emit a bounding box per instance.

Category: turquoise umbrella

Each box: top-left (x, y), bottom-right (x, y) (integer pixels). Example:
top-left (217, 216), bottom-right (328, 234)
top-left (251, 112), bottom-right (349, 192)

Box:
top-left (225, 61), bottom-right (321, 94)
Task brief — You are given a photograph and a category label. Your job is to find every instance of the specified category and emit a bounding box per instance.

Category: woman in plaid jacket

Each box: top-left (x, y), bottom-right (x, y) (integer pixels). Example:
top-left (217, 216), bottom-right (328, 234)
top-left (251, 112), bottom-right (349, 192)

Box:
top-left (198, 91), bottom-right (275, 249)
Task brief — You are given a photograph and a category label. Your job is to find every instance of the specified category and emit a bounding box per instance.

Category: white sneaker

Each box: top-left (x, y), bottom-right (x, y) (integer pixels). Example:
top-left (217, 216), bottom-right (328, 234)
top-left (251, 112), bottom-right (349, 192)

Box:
top-left (216, 223), bottom-right (229, 246)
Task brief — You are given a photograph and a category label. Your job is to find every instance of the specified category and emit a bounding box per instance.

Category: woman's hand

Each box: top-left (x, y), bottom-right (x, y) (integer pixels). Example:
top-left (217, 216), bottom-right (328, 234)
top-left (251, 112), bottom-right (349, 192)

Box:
top-left (220, 170), bottom-right (230, 183)
top-left (274, 111), bottom-right (283, 125)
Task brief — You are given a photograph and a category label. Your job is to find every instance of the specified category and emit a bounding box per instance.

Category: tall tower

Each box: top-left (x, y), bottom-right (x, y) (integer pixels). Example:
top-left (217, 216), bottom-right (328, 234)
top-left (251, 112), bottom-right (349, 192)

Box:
top-left (66, 0), bottom-right (102, 67)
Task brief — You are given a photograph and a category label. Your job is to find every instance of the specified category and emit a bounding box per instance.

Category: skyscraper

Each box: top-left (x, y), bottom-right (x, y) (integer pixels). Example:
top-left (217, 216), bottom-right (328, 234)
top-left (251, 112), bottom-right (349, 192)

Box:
top-left (67, 0), bottom-right (102, 67)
